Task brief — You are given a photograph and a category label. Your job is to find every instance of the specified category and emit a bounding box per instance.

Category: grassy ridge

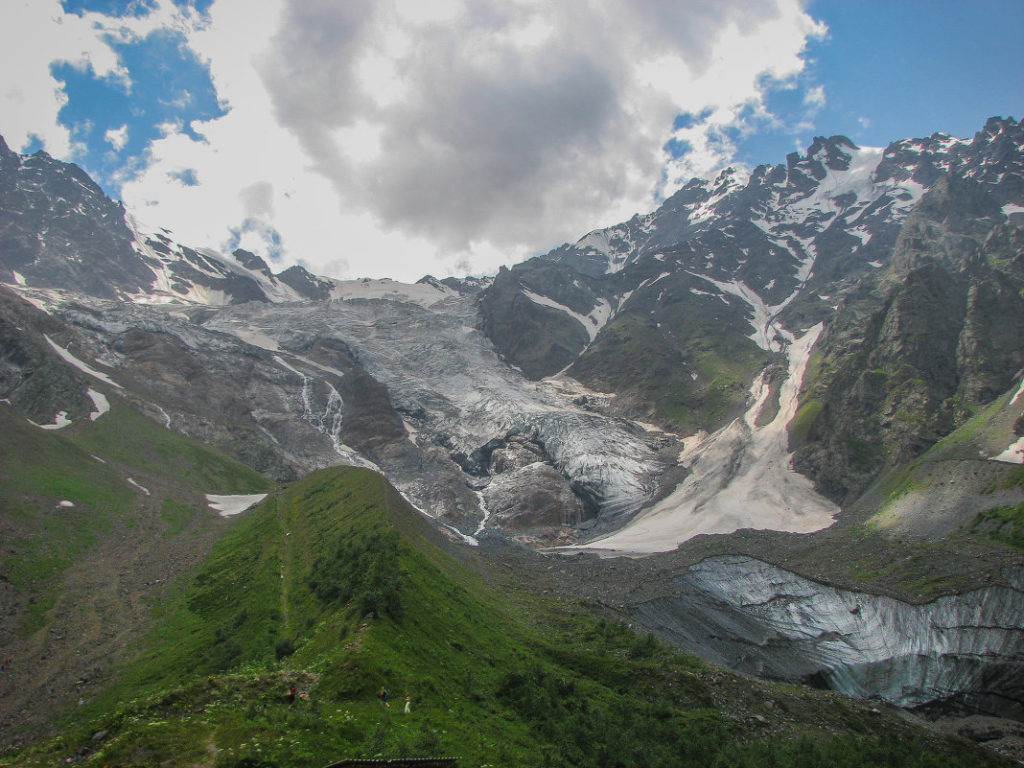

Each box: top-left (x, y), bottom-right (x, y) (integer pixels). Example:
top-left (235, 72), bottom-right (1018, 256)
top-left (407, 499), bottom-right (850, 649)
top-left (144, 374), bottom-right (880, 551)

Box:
top-left (3, 467), bottom-right (1006, 768)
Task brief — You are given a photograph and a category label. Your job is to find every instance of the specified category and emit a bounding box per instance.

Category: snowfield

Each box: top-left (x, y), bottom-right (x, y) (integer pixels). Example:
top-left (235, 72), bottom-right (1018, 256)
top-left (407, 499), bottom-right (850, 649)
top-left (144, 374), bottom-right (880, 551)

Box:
top-left (206, 493), bottom-right (268, 517)
top-left (572, 323), bottom-right (837, 555)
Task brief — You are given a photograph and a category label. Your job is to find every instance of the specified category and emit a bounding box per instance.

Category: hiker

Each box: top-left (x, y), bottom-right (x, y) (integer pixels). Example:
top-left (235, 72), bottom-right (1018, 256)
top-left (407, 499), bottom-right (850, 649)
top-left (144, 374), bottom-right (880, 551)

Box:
top-left (286, 683), bottom-right (297, 705)
top-left (379, 687), bottom-right (389, 707)
top-left (404, 693), bottom-right (412, 714)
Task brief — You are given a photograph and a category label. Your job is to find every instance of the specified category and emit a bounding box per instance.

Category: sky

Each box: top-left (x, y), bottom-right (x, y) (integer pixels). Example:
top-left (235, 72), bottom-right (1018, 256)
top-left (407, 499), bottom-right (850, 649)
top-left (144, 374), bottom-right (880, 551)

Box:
top-left (1, 0), bottom-right (1021, 282)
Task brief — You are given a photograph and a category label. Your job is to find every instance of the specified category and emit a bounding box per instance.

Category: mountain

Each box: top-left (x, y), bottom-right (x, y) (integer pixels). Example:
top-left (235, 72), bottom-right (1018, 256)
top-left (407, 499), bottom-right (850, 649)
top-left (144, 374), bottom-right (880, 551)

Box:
top-left (2, 118), bottom-right (1024, 761)
top-left (4, 119), bottom-right (1024, 545)
top-left (479, 118), bottom-right (1024, 503)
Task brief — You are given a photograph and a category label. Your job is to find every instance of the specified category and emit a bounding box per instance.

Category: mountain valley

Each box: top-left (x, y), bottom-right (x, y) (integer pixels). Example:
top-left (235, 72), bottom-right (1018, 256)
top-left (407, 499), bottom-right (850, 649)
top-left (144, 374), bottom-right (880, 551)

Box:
top-left (2, 117), bottom-right (1024, 766)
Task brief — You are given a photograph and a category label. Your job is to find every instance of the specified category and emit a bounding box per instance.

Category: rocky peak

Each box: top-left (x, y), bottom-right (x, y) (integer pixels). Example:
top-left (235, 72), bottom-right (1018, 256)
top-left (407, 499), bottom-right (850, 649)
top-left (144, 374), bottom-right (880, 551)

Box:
top-left (276, 264), bottom-right (334, 300)
top-left (978, 115), bottom-right (1019, 141)
top-left (232, 248), bottom-right (272, 277)
top-left (806, 135), bottom-right (858, 172)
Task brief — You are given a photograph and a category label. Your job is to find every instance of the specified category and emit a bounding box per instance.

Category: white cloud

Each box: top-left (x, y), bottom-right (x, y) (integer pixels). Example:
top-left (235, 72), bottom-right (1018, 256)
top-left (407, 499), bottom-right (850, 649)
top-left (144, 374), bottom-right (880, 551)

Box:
top-left (105, 124), bottom-right (129, 150)
top-left (0, 0), bottom-right (206, 157)
top-left (5, 0), bottom-right (828, 282)
top-left (804, 84), bottom-right (826, 108)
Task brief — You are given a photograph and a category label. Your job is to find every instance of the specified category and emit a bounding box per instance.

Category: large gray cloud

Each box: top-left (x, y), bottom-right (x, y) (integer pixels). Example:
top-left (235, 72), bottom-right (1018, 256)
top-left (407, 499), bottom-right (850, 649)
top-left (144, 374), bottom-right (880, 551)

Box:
top-left (257, 0), bottom-right (814, 254)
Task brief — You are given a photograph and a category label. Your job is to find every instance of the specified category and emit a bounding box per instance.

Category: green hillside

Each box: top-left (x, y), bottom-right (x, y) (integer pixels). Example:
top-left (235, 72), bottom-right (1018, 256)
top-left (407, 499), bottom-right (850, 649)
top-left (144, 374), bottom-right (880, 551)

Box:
top-left (3, 465), bottom-right (1005, 768)
top-left (0, 398), bottom-right (272, 743)
top-left (0, 400), bottom-right (270, 634)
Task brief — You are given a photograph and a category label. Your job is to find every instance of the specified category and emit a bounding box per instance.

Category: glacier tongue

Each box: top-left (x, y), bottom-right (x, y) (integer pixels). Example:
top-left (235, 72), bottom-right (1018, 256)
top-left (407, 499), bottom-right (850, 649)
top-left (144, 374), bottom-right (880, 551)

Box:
top-left (644, 556), bottom-right (1024, 716)
top-left (202, 290), bottom-right (677, 535)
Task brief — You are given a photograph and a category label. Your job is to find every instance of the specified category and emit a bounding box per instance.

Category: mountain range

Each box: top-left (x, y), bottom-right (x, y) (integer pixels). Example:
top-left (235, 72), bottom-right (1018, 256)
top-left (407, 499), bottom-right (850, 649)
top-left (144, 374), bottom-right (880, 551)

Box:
top-left (1, 117), bottom-right (1024, 765)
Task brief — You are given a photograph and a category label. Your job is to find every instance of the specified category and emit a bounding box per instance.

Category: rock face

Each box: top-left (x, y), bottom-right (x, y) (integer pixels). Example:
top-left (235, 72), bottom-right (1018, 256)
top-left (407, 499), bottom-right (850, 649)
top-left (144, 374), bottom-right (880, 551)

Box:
top-left (2, 118), bottom-right (1024, 540)
top-left (792, 176), bottom-right (1024, 502)
top-left (633, 555), bottom-right (1024, 718)
top-left (0, 137), bottom-right (333, 305)
top-left (478, 117), bottom-right (1024, 502)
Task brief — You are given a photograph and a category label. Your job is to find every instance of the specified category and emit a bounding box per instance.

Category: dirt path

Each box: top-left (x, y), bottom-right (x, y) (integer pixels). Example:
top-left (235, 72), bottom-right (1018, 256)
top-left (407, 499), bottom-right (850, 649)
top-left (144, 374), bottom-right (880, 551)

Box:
top-left (277, 497), bottom-right (292, 636)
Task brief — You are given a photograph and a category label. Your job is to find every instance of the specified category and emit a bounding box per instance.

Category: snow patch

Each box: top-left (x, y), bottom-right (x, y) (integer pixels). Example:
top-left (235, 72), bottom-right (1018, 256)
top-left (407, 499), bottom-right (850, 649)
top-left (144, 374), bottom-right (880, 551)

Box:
top-left (45, 336), bottom-right (122, 388)
top-left (32, 411), bottom-right (72, 430)
top-left (128, 477), bottom-right (150, 495)
top-left (206, 493), bottom-right (268, 517)
top-left (574, 226), bottom-right (633, 274)
top-left (786, 146), bottom-right (884, 222)
top-left (87, 388), bottom-right (110, 421)
top-left (993, 437), bottom-right (1024, 464)
top-left (58, 500), bottom-right (74, 508)
top-left (12, 271), bottom-right (26, 286)
top-left (1004, 203), bottom-right (1024, 216)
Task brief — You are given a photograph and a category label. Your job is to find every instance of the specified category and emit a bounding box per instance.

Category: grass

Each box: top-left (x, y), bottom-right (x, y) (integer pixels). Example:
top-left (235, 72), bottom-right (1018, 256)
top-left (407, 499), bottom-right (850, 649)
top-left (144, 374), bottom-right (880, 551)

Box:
top-left (986, 464), bottom-right (1024, 493)
top-left (0, 400), bottom-right (272, 638)
top-left (3, 466), bottom-right (1008, 768)
top-left (69, 402), bottom-right (270, 495)
top-left (571, 301), bottom-right (763, 431)
top-left (0, 407), bottom-right (133, 632)
top-left (788, 398), bottom-right (822, 446)
top-left (969, 502), bottom-right (1024, 550)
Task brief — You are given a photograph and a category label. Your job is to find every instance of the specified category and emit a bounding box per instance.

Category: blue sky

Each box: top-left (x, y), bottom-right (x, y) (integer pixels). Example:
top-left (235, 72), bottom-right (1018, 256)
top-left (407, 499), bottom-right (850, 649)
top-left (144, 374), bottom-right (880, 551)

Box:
top-left (730, 0), bottom-right (1024, 169)
top-left (2, 0), bottom-right (1022, 281)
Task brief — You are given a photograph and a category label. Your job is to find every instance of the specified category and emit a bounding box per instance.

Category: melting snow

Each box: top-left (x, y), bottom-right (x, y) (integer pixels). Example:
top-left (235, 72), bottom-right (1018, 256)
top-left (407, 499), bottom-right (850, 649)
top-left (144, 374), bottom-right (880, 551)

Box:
top-left (473, 490), bottom-right (491, 536)
top-left (58, 500), bottom-right (74, 508)
top-left (1010, 377), bottom-right (1024, 406)
top-left (87, 388), bottom-right (110, 421)
top-left (45, 336), bottom-right (122, 388)
top-left (206, 493), bottom-right (268, 517)
top-left (573, 323), bottom-right (837, 555)
top-left (690, 274), bottom-right (785, 351)
top-left (12, 271), bottom-right (26, 286)
top-left (128, 477), bottom-right (151, 495)
top-left (32, 411), bottom-right (72, 430)
top-left (848, 226), bottom-right (872, 245)
top-left (155, 405), bottom-right (172, 428)
top-left (993, 437), bottom-right (1024, 464)
top-left (521, 288), bottom-right (611, 342)
top-left (1004, 203), bottom-right (1024, 216)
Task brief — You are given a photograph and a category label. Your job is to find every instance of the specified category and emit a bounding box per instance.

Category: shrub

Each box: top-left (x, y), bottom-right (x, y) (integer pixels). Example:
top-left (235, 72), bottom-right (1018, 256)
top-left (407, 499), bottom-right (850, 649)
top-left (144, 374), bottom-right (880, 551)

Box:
top-left (308, 527), bottom-right (404, 619)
